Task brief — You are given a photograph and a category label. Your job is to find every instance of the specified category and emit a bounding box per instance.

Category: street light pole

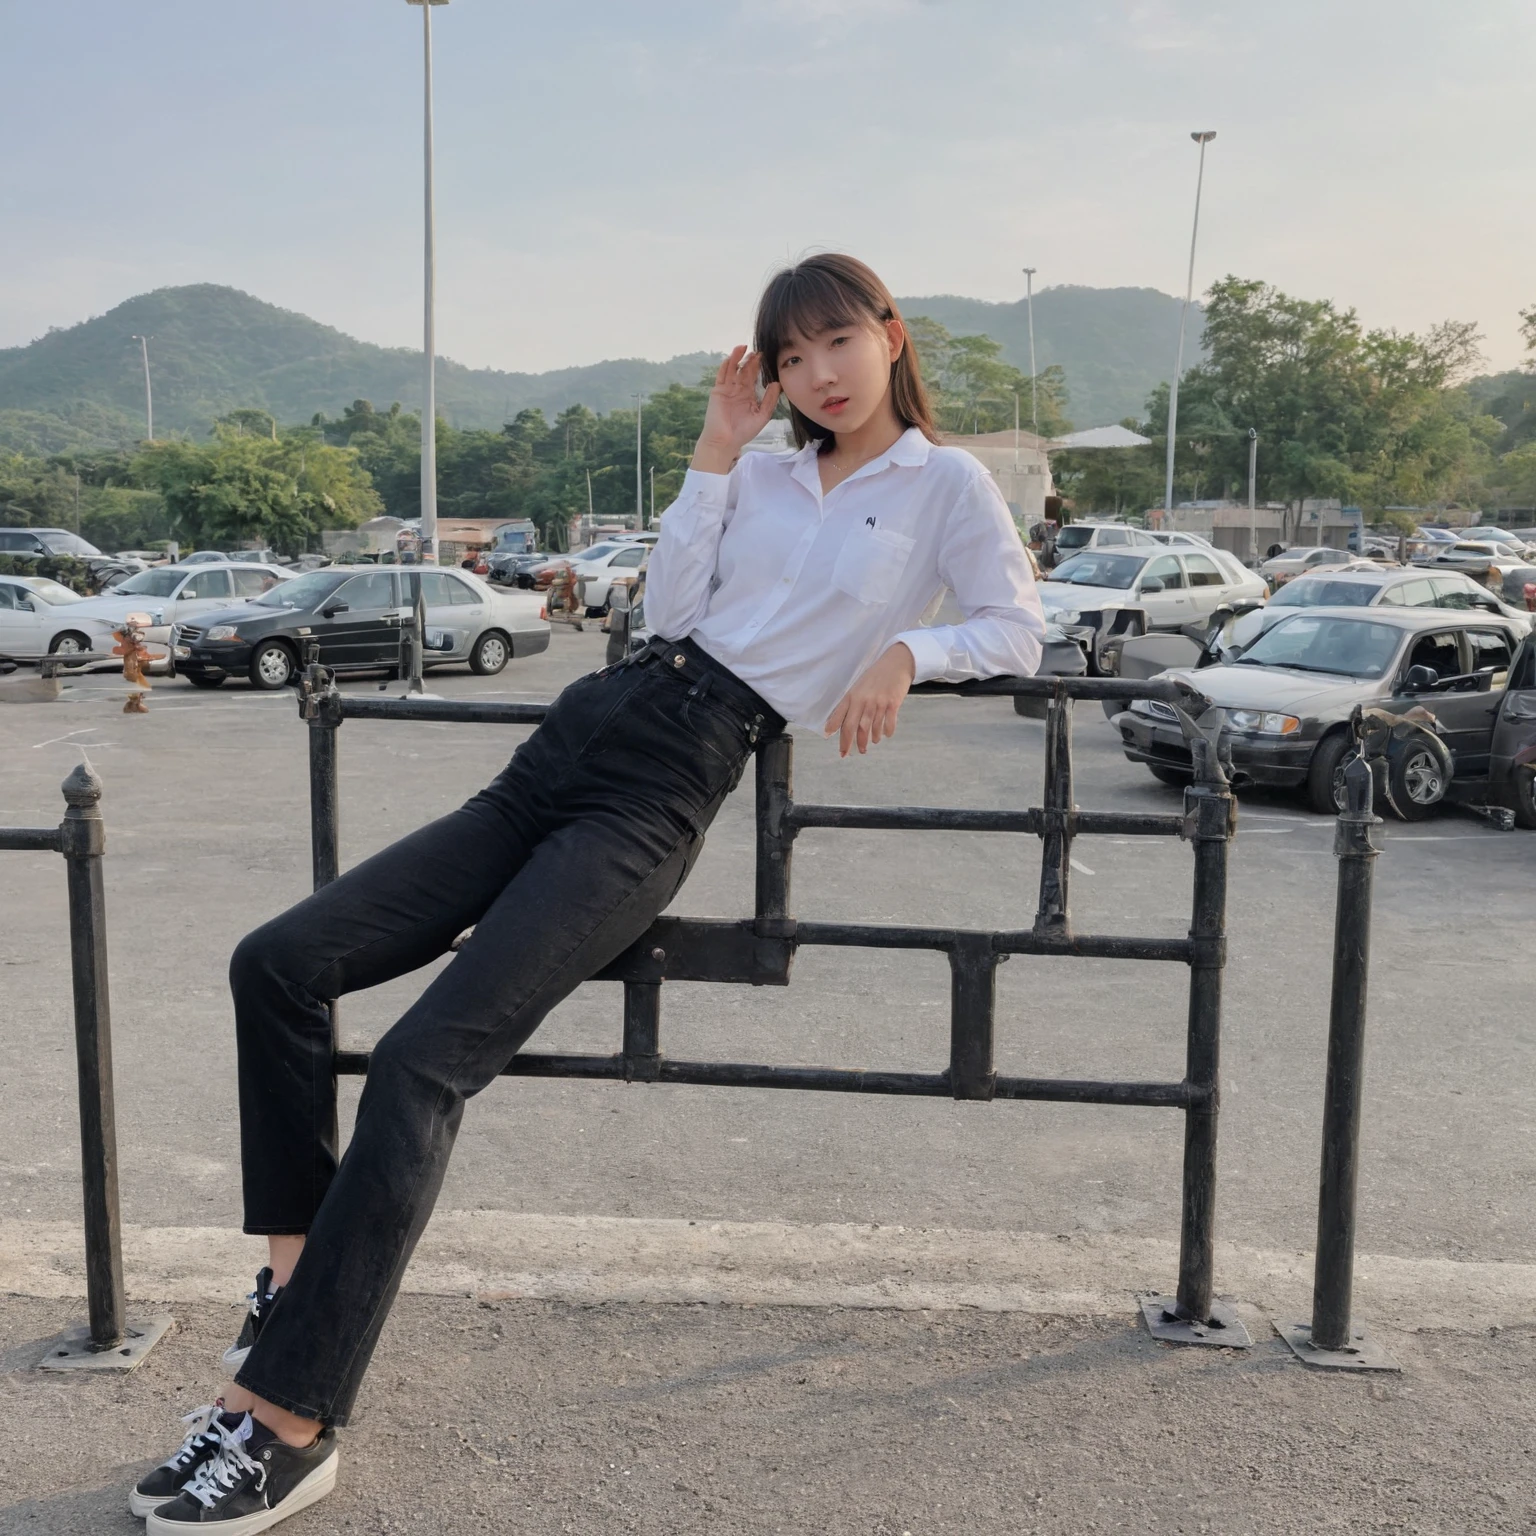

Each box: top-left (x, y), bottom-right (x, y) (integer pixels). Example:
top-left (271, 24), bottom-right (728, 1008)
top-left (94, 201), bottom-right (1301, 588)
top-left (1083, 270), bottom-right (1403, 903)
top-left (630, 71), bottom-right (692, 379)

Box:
top-left (1163, 131), bottom-right (1216, 523)
top-left (649, 464), bottom-right (655, 528)
top-left (1248, 427), bottom-right (1259, 564)
top-left (131, 335), bottom-right (153, 441)
top-left (407, 0), bottom-right (448, 564)
top-left (1021, 267), bottom-right (1038, 433)
top-left (632, 393), bottom-right (644, 530)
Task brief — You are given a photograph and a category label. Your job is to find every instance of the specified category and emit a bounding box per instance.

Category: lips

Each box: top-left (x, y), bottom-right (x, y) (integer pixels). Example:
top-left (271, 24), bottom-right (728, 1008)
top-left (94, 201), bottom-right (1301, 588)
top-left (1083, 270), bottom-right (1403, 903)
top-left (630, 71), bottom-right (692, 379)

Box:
top-left (822, 396), bottom-right (849, 415)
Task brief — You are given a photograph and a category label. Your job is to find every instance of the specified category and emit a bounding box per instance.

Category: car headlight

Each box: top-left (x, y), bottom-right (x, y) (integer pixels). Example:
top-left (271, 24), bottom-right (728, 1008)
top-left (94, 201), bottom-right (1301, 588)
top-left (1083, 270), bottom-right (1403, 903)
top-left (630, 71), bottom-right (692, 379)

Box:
top-left (1225, 709), bottom-right (1300, 735)
top-left (205, 625), bottom-right (239, 641)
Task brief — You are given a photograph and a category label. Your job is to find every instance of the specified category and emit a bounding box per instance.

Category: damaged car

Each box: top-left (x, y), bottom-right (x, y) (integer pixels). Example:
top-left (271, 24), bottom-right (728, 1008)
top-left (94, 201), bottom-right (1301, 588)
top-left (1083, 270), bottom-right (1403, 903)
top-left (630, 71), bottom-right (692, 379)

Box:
top-left (1113, 606), bottom-right (1535, 820)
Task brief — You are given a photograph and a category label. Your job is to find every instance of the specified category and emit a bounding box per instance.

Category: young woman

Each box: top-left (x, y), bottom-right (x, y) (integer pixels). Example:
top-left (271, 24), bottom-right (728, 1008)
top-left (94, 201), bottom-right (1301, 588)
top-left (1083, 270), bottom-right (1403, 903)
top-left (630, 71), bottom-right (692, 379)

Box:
top-left (132, 252), bottom-right (1046, 1532)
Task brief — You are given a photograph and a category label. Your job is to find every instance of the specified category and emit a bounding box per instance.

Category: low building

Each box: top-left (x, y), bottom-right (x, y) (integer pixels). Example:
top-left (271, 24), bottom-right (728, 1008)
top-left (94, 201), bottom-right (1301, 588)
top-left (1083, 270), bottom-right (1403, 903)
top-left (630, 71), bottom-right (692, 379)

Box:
top-left (940, 429), bottom-right (1053, 525)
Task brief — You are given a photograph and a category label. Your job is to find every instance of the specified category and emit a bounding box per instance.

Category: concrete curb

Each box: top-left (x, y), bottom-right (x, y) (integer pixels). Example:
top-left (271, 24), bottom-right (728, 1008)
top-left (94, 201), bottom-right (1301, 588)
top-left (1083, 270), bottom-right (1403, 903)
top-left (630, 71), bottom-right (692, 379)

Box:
top-left (4, 1213), bottom-right (1533, 1333)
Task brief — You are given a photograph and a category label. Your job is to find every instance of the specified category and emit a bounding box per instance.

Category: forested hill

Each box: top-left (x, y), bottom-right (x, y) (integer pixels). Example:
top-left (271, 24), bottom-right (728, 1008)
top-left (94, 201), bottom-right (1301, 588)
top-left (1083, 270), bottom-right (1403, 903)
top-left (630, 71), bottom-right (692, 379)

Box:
top-left (893, 286), bottom-right (1202, 428)
top-left (0, 285), bottom-right (718, 444)
top-left (0, 280), bottom-right (1197, 450)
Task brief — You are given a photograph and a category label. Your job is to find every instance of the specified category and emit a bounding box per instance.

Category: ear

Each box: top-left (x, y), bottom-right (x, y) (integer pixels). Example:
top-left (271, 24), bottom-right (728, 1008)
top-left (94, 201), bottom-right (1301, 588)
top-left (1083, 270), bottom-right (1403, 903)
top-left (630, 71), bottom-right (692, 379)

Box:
top-left (884, 317), bottom-right (906, 364)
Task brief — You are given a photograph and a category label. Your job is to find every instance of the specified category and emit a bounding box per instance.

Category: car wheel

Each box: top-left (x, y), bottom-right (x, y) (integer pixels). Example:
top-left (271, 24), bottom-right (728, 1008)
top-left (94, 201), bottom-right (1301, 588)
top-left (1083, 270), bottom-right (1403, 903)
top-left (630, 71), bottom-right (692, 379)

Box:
top-left (48, 631), bottom-right (93, 656)
top-left (185, 673), bottom-right (224, 689)
top-left (1385, 740), bottom-right (1448, 821)
top-left (1305, 730), bottom-right (1353, 815)
top-left (248, 640), bottom-right (296, 690)
top-left (469, 630), bottom-right (510, 675)
top-left (1148, 764), bottom-right (1192, 789)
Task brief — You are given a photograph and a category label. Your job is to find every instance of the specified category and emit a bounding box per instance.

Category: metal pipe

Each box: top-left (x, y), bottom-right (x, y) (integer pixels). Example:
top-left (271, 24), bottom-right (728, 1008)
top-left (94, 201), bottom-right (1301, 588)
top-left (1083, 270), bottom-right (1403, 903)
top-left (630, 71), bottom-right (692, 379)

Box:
top-left (58, 762), bottom-right (125, 1350)
top-left (337, 695), bottom-right (550, 725)
top-left (621, 983), bottom-right (661, 1082)
top-left (948, 934), bottom-right (998, 1100)
top-left (1310, 755), bottom-right (1382, 1350)
top-left (785, 803), bottom-right (1184, 839)
top-left (0, 827), bottom-right (64, 852)
top-left (1172, 774), bottom-right (1233, 1324)
top-left (418, 0), bottom-right (439, 562)
top-left (1033, 685), bottom-right (1074, 939)
top-left (754, 734), bottom-right (795, 940)
top-left (1022, 266), bottom-right (1038, 433)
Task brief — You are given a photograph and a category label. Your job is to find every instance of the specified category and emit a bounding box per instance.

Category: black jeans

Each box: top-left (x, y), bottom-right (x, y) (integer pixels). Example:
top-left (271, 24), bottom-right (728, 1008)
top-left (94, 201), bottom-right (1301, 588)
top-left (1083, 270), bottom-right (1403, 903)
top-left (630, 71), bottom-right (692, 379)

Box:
top-left (231, 638), bottom-right (781, 1424)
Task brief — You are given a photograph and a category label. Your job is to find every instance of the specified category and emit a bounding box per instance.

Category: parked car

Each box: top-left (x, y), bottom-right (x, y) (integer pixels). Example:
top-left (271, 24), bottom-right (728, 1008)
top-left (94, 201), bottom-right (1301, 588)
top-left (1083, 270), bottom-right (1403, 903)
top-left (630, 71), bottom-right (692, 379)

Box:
top-left (179, 548), bottom-right (283, 566)
top-left (1035, 546), bottom-right (1267, 673)
top-left (0, 574), bottom-right (121, 662)
top-left (1146, 530), bottom-right (1216, 549)
top-left (1227, 565), bottom-right (1531, 651)
top-left (1258, 545), bottom-right (1362, 586)
top-left (572, 542), bottom-right (652, 613)
top-left (486, 551), bottom-right (546, 587)
top-left (1052, 523), bottom-right (1161, 560)
top-left (0, 525), bottom-right (142, 588)
top-left (172, 567), bottom-right (549, 689)
top-left (1113, 607), bottom-right (1530, 816)
top-left (61, 563), bottom-right (293, 673)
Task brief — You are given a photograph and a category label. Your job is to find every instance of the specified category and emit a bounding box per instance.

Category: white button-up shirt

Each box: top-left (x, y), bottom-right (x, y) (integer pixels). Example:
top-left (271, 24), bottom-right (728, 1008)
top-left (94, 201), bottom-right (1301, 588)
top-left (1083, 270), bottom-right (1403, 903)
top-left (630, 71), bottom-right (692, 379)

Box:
top-left (645, 427), bottom-right (1046, 727)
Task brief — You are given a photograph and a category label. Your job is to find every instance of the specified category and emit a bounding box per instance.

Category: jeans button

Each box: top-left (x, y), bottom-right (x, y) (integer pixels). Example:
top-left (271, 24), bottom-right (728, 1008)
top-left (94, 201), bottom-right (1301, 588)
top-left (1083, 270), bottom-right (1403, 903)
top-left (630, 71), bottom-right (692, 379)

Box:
top-left (672, 653), bottom-right (686, 668)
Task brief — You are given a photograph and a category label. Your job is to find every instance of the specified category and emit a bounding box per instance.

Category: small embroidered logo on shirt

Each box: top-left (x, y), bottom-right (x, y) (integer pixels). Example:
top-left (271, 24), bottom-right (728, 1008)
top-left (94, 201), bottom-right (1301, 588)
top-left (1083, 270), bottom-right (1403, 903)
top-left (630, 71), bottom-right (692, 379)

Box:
top-left (865, 516), bottom-right (877, 528)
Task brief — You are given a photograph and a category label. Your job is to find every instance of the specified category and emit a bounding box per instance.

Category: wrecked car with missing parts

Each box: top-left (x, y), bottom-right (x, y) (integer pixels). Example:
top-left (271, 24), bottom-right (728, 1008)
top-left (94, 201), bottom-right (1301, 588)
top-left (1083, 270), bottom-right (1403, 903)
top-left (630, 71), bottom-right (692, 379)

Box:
top-left (1112, 606), bottom-right (1536, 823)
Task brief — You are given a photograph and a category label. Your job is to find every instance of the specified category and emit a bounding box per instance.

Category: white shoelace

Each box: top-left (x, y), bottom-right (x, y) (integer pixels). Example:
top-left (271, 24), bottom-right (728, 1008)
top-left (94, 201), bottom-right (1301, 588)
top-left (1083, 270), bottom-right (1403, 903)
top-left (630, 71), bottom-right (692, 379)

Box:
top-left (159, 1403), bottom-right (223, 1472)
top-left (182, 1419), bottom-right (266, 1509)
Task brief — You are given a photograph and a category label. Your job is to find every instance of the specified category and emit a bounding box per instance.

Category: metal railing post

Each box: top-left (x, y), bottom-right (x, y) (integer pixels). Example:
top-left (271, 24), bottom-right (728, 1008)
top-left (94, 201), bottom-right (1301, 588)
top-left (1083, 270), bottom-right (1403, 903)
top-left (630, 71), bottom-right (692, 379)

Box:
top-left (755, 733), bottom-right (795, 940)
top-left (1032, 683), bottom-right (1073, 939)
top-left (1279, 755), bottom-right (1399, 1370)
top-left (1142, 705), bottom-right (1248, 1346)
top-left (57, 761), bottom-right (123, 1351)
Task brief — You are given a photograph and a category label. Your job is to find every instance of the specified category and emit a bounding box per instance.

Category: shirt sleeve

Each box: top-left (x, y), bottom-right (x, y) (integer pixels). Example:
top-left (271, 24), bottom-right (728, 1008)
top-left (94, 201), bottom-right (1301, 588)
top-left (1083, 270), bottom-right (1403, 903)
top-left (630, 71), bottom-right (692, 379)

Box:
top-left (893, 470), bottom-right (1046, 684)
top-left (643, 463), bottom-right (740, 641)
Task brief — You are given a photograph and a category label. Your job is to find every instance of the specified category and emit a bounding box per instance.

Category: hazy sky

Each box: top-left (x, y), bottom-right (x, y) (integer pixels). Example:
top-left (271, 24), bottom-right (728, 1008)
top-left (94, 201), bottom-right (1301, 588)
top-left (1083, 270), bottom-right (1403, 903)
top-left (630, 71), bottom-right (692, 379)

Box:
top-left (5, 1), bottom-right (1533, 375)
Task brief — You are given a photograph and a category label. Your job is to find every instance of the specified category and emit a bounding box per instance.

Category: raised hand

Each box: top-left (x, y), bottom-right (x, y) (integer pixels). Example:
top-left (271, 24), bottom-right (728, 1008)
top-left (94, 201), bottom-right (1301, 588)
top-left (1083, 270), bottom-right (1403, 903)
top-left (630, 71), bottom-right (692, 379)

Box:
top-left (691, 346), bottom-right (782, 474)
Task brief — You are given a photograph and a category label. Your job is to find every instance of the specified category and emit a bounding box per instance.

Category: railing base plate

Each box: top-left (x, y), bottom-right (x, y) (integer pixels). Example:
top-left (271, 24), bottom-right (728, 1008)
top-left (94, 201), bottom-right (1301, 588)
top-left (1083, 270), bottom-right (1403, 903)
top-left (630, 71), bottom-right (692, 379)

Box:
top-left (37, 1314), bottom-right (174, 1373)
top-left (1139, 1294), bottom-right (1252, 1348)
top-left (1275, 1320), bottom-right (1400, 1372)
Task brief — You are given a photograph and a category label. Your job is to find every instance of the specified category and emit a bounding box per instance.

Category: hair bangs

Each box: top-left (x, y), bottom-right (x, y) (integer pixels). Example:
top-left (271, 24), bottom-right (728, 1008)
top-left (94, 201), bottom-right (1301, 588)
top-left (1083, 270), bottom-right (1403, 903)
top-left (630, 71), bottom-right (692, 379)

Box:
top-left (755, 267), bottom-right (877, 376)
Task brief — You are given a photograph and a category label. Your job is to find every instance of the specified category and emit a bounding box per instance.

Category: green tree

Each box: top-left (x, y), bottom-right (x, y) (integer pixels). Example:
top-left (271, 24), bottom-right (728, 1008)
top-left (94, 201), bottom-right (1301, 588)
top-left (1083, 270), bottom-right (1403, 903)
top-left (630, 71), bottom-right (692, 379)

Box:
top-left (906, 317), bottom-right (1071, 436)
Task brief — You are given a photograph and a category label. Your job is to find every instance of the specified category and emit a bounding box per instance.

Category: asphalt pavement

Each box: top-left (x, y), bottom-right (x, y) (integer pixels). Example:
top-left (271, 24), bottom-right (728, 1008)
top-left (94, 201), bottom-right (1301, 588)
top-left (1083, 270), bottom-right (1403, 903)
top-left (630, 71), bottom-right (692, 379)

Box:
top-left (1, 627), bottom-right (1533, 1532)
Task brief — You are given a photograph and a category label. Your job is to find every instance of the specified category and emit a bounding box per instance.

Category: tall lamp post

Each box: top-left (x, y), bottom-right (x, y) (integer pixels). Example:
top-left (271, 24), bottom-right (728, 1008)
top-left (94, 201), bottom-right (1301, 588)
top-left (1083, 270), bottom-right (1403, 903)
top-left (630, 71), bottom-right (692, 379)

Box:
top-left (1163, 131), bottom-right (1216, 523)
top-left (1021, 267), bottom-right (1038, 433)
top-left (407, 0), bottom-right (448, 564)
top-left (131, 335), bottom-right (154, 441)
top-left (632, 393), bottom-right (644, 530)
top-left (1247, 427), bottom-right (1259, 563)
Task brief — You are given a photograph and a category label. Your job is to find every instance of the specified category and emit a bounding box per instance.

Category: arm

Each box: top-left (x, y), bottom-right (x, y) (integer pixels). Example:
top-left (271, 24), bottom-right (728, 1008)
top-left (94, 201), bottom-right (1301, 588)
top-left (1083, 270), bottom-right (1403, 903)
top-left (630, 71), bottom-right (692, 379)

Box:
top-left (893, 471), bottom-right (1046, 686)
top-left (645, 345), bottom-right (782, 641)
top-left (825, 471), bottom-right (1046, 756)
top-left (644, 465), bottom-right (739, 640)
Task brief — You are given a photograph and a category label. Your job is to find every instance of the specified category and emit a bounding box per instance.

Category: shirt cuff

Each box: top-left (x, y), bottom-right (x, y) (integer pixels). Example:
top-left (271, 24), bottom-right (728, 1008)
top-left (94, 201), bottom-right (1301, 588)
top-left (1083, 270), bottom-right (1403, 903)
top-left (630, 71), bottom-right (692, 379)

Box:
top-left (893, 627), bottom-right (951, 684)
top-left (678, 466), bottom-right (731, 507)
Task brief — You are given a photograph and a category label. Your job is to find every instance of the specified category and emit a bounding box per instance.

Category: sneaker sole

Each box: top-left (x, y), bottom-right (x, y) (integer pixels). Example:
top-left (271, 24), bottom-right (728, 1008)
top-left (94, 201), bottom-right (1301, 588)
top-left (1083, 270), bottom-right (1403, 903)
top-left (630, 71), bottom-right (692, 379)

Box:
top-left (145, 1449), bottom-right (337, 1535)
top-left (221, 1342), bottom-right (252, 1371)
top-left (129, 1488), bottom-right (175, 1519)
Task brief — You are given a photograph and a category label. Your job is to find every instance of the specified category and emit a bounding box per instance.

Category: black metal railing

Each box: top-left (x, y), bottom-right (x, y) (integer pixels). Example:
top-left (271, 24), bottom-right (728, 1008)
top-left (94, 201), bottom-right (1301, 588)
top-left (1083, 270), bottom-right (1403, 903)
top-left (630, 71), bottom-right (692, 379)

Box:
top-left (0, 764), bottom-right (125, 1353)
top-left (298, 662), bottom-right (1256, 1342)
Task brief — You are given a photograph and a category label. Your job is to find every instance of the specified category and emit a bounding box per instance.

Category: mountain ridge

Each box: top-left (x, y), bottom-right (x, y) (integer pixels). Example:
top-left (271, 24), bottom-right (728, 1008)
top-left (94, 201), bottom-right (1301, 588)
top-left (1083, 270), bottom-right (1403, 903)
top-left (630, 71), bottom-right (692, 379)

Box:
top-left (0, 281), bottom-right (1201, 448)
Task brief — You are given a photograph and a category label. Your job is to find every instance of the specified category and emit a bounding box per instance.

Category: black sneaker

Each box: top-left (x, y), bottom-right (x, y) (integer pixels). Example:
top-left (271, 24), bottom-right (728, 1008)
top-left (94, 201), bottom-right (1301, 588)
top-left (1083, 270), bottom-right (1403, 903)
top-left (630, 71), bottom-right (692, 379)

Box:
top-left (222, 1268), bottom-right (282, 1371)
top-left (146, 1416), bottom-right (338, 1534)
top-left (129, 1404), bottom-right (242, 1518)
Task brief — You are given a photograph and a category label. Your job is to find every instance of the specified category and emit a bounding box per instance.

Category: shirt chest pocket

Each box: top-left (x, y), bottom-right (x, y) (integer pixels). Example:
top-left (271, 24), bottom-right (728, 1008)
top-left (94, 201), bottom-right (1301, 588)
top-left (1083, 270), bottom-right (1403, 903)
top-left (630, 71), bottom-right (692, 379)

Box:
top-left (830, 526), bottom-right (917, 606)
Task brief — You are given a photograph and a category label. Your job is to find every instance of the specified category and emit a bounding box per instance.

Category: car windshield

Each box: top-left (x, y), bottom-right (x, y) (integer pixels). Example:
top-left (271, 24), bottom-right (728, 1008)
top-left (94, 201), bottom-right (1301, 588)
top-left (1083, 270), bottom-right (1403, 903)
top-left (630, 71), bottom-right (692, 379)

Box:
top-left (577, 543), bottom-right (622, 562)
top-left (24, 578), bottom-right (83, 605)
top-left (1269, 579), bottom-right (1375, 609)
top-left (43, 532), bottom-right (102, 556)
top-left (1045, 552), bottom-right (1144, 590)
top-left (1054, 526), bottom-right (1093, 550)
top-left (1236, 615), bottom-right (1401, 678)
top-left (112, 568), bottom-right (187, 597)
top-left (253, 570), bottom-right (342, 609)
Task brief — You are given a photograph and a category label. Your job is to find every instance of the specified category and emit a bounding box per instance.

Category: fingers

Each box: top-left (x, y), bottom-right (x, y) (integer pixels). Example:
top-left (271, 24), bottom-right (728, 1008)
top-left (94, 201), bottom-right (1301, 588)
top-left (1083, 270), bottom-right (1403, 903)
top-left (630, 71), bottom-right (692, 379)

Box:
top-left (716, 345), bottom-right (748, 388)
top-left (758, 380), bottom-right (782, 418)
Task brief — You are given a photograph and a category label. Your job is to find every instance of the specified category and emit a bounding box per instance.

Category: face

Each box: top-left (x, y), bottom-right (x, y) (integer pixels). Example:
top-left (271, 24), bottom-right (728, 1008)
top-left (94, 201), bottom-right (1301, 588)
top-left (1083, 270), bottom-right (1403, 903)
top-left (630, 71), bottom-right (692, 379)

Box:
top-left (773, 317), bottom-right (905, 439)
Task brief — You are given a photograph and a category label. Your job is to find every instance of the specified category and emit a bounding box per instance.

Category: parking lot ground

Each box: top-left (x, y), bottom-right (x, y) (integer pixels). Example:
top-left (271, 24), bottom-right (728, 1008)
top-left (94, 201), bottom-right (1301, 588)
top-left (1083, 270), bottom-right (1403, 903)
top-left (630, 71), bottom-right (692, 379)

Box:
top-left (2, 627), bottom-right (1534, 1531)
top-left (3, 1292), bottom-right (1535, 1536)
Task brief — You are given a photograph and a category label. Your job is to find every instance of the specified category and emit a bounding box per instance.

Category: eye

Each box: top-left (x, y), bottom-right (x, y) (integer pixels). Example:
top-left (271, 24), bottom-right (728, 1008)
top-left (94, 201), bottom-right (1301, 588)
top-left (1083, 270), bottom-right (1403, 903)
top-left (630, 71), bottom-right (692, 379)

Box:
top-left (780, 354), bottom-right (800, 369)
top-left (830, 335), bottom-right (848, 347)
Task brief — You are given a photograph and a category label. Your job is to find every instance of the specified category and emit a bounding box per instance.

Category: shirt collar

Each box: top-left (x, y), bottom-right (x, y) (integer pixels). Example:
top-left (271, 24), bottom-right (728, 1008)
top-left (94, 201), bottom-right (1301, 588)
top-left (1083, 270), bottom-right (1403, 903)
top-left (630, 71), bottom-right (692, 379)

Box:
top-left (788, 426), bottom-right (931, 500)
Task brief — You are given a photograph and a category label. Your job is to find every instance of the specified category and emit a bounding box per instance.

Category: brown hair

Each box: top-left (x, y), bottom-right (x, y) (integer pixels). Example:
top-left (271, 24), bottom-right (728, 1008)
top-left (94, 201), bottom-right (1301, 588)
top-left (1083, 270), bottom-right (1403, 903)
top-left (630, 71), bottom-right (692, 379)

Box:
top-left (753, 253), bottom-right (939, 454)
